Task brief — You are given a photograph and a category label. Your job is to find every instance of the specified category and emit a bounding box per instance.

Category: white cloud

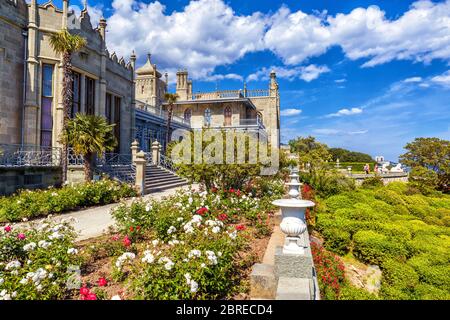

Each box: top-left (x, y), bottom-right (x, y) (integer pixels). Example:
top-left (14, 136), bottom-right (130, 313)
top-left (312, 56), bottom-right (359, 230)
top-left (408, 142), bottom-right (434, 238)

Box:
top-left (404, 77), bottom-right (422, 83)
top-left (325, 107), bottom-right (363, 118)
top-left (247, 64), bottom-right (329, 82)
top-left (335, 79), bottom-right (346, 83)
top-left (431, 70), bottom-right (450, 87)
top-left (312, 128), bottom-right (368, 136)
top-left (265, 0), bottom-right (450, 67)
top-left (74, 0), bottom-right (450, 83)
top-left (104, 0), bottom-right (267, 81)
top-left (280, 108), bottom-right (302, 116)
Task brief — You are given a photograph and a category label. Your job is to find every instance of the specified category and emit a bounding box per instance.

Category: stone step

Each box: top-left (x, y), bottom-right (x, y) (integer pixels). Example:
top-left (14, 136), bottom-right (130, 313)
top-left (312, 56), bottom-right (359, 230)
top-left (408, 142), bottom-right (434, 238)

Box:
top-left (145, 178), bottom-right (187, 188)
top-left (145, 181), bottom-right (189, 193)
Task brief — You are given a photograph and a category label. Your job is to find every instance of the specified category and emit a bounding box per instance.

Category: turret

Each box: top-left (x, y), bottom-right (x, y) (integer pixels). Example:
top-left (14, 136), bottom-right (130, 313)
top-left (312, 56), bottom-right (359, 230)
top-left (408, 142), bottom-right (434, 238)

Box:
top-left (270, 70), bottom-right (278, 97)
top-left (98, 16), bottom-right (107, 41)
top-left (130, 50), bottom-right (136, 70)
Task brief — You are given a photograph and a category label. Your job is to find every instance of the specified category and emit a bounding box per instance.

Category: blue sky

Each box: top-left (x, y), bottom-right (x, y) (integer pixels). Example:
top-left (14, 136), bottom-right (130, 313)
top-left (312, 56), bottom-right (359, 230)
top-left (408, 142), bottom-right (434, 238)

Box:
top-left (51, 0), bottom-right (450, 160)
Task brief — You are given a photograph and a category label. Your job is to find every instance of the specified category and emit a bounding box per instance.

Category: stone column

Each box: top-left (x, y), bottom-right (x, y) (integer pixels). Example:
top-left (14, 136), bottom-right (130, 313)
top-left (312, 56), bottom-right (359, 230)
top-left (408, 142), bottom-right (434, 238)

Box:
top-left (131, 139), bottom-right (139, 162)
top-left (134, 151), bottom-right (146, 195)
top-left (151, 141), bottom-right (160, 165)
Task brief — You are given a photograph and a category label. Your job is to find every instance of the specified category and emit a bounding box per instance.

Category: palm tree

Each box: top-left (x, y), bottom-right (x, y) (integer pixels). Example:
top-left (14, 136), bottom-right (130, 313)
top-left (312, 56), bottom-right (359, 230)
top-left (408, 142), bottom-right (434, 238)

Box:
top-left (49, 28), bottom-right (87, 182)
top-left (61, 114), bottom-right (117, 182)
top-left (164, 93), bottom-right (179, 150)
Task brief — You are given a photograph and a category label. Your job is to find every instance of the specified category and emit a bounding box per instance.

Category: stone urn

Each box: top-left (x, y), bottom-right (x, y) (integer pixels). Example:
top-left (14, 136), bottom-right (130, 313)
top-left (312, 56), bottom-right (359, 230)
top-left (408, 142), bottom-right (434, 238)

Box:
top-left (272, 198), bottom-right (315, 255)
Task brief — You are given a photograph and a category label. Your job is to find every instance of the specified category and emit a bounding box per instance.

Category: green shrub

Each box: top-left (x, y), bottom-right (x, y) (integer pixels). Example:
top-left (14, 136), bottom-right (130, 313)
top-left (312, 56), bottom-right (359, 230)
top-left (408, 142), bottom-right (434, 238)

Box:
top-left (407, 255), bottom-right (450, 291)
top-left (323, 194), bottom-right (355, 212)
top-left (339, 284), bottom-right (379, 300)
top-left (361, 176), bottom-right (384, 188)
top-left (381, 259), bottom-right (419, 289)
top-left (375, 189), bottom-right (407, 206)
top-left (0, 180), bottom-right (137, 222)
top-left (352, 230), bottom-right (408, 265)
top-left (322, 228), bottom-right (351, 255)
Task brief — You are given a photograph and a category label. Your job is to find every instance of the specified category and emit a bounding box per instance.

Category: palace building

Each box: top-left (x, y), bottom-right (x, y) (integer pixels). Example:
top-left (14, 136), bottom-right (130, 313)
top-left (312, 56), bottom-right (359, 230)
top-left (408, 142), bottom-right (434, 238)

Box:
top-left (1, 0), bottom-right (280, 156)
top-left (0, 0), bottom-right (135, 153)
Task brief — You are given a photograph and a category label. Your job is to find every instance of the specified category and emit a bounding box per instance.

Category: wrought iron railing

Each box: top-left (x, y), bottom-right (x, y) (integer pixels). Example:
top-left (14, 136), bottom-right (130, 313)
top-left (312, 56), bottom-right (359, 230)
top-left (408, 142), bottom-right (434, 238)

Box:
top-left (245, 89), bottom-right (269, 97)
top-left (95, 153), bottom-right (135, 183)
top-left (144, 152), bottom-right (153, 164)
top-left (0, 144), bottom-right (61, 167)
top-left (67, 147), bottom-right (84, 165)
top-left (159, 154), bottom-right (176, 172)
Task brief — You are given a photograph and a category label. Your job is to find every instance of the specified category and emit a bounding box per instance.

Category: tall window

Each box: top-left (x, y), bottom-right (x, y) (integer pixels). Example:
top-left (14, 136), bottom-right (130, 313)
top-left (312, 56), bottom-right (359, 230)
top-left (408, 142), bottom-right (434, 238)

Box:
top-left (224, 106), bottom-right (232, 126)
top-left (71, 71), bottom-right (81, 118)
top-left (41, 64), bottom-right (54, 147)
top-left (184, 108), bottom-right (192, 122)
top-left (114, 96), bottom-right (121, 152)
top-left (204, 108), bottom-right (211, 126)
top-left (105, 93), bottom-right (113, 124)
top-left (85, 76), bottom-right (95, 115)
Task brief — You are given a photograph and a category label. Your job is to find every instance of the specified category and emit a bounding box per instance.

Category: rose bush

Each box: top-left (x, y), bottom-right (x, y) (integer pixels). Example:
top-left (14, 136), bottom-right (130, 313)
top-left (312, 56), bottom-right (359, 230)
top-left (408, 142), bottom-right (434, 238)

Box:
top-left (0, 219), bottom-right (81, 300)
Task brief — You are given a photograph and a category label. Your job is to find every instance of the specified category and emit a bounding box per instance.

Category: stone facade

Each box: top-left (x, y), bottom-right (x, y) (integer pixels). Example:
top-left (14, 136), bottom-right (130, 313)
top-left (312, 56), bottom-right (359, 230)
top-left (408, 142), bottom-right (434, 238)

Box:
top-left (0, 166), bottom-right (62, 195)
top-left (0, 0), bottom-right (135, 153)
top-left (0, 0), bottom-right (28, 145)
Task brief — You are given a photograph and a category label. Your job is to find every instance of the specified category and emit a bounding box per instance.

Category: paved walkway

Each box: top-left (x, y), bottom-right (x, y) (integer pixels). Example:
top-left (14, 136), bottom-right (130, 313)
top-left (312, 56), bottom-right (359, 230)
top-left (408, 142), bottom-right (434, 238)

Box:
top-left (12, 184), bottom-right (197, 242)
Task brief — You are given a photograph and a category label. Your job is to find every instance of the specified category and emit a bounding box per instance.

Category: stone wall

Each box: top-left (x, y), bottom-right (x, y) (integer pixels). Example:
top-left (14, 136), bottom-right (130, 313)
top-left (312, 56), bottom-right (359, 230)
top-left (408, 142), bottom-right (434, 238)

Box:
top-left (0, 166), bottom-right (62, 195)
top-left (351, 172), bottom-right (409, 185)
top-left (0, 0), bottom-right (28, 144)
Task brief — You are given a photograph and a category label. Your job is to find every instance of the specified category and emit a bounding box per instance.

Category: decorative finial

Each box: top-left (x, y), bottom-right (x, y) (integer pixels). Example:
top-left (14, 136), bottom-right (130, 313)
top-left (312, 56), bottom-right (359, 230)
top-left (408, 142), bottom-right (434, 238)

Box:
top-left (147, 53), bottom-right (151, 62)
top-left (83, 0), bottom-right (88, 10)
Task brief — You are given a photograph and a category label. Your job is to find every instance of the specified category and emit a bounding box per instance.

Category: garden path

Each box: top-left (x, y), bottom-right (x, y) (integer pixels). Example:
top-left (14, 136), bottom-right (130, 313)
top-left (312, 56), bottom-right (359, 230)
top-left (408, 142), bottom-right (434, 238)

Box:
top-left (13, 184), bottom-right (198, 242)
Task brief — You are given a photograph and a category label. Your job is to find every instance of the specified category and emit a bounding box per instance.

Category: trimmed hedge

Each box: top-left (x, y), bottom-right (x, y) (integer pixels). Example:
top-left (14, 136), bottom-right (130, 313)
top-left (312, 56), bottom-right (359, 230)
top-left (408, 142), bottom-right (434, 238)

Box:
top-left (315, 183), bottom-right (450, 299)
top-left (0, 179), bottom-right (138, 222)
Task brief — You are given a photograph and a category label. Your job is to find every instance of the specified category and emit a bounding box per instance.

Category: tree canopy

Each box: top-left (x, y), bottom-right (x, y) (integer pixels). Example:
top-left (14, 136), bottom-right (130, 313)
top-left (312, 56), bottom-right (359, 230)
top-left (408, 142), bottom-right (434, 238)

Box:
top-left (328, 147), bottom-right (374, 162)
top-left (288, 136), bottom-right (331, 169)
top-left (399, 137), bottom-right (450, 191)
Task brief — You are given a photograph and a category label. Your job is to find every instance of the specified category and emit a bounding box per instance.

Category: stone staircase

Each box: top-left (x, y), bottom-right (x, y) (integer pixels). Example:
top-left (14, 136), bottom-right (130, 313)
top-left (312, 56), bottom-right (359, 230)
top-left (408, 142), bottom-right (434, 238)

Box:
top-left (144, 165), bottom-right (189, 193)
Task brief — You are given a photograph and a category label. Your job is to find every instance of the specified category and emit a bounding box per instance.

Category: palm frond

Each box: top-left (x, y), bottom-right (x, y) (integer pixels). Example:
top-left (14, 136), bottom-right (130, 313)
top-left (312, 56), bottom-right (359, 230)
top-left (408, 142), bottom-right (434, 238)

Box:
top-left (49, 28), bottom-right (87, 55)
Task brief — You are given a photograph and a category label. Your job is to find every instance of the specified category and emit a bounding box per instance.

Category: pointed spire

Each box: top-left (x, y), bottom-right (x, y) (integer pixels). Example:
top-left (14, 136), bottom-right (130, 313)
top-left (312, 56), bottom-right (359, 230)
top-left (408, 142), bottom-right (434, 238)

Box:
top-left (147, 53), bottom-right (152, 63)
top-left (83, 0), bottom-right (88, 10)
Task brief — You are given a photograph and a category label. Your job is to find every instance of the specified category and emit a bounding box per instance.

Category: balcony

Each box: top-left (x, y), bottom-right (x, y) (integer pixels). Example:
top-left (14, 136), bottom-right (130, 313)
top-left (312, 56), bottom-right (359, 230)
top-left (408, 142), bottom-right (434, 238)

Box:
top-left (135, 101), bottom-right (191, 127)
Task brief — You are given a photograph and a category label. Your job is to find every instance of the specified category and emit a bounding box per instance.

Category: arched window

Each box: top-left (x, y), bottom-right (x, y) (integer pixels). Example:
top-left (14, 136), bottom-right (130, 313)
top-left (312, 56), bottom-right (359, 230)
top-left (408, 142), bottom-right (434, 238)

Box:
top-left (224, 106), bottom-right (232, 126)
top-left (184, 108), bottom-right (192, 122)
top-left (204, 108), bottom-right (211, 126)
top-left (141, 85), bottom-right (145, 94)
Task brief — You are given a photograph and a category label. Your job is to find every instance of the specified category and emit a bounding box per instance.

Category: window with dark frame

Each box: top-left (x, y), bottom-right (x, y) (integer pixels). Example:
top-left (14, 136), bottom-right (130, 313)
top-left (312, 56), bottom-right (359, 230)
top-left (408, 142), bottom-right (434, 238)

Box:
top-left (106, 93), bottom-right (113, 124)
top-left (85, 76), bottom-right (95, 115)
top-left (41, 64), bottom-right (54, 147)
top-left (71, 71), bottom-right (81, 118)
top-left (114, 96), bottom-right (121, 152)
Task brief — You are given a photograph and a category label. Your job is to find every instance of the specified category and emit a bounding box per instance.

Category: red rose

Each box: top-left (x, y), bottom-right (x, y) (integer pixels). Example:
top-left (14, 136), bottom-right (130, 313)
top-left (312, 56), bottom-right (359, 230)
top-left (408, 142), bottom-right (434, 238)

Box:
top-left (229, 188), bottom-right (235, 193)
top-left (235, 224), bottom-right (246, 231)
top-left (123, 236), bottom-right (132, 247)
top-left (4, 225), bottom-right (11, 232)
top-left (196, 207), bottom-right (208, 215)
top-left (129, 226), bottom-right (134, 232)
top-left (17, 233), bottom-right (26, 240)
top-left (97, 277), bottom-right (108, 287)
top-left (80, 286), bottom-right (90, 296)
top-left (86, 293), bottom-right (97, 300)
top-left (136, 226), bottom-right (141, 231)
top-left (218, 213), bottom-right (228, 221)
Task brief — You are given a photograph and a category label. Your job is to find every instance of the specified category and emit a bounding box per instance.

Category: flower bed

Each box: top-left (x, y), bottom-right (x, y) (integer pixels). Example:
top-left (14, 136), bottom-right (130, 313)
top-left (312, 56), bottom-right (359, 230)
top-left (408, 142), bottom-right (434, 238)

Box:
top-left (0, 178), bottom-right (282, 300)
top-left (0, 219), bottom-right (81, 300)
top-left (0, 180), bottom-right (138, 223)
